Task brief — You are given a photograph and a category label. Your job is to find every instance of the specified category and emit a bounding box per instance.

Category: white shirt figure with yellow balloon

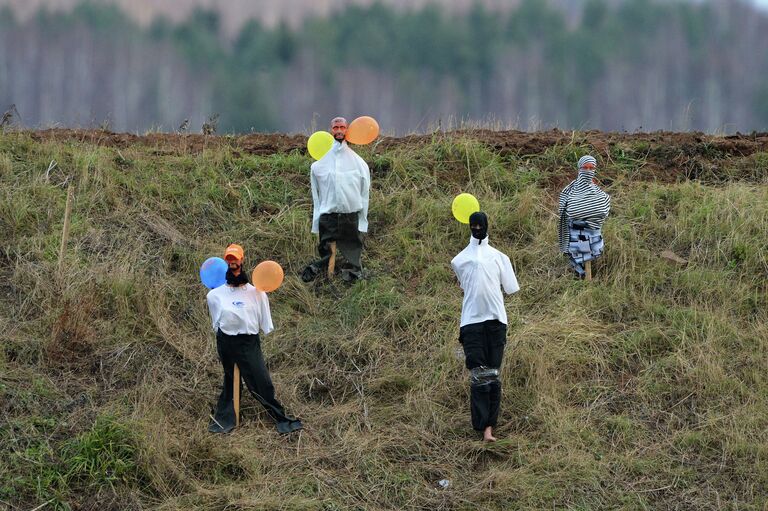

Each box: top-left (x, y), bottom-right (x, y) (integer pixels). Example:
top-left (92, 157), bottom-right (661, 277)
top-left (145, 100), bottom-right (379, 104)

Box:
top-left (310, 139), bottom-right (371, 234)
top-left (303, 116), bottom-right (377, 283)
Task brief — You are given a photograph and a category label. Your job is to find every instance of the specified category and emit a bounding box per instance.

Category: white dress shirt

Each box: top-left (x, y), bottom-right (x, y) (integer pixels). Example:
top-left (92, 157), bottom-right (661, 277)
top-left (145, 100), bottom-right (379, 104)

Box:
top-left (451, 236), bottom-right (520, 327)
top-left (206, 283), bottom-right (274, 336)
top-left (310, 140), bottom-right (371, 234)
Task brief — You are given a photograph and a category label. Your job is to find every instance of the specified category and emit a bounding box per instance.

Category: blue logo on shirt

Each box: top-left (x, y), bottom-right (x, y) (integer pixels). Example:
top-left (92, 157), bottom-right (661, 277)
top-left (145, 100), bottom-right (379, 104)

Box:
top-left (232, 301), bottom-right (246, 308)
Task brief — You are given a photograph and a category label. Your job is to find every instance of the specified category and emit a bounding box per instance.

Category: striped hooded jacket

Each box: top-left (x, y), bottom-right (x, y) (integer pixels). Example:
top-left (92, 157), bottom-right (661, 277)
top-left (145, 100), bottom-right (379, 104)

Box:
top-left (558, 156), bottom-right (611, 252)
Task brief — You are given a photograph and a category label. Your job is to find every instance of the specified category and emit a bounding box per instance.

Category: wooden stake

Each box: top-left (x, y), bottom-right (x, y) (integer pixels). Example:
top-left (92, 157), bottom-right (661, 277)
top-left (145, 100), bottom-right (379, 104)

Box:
top-left (328, 241), bottom-right (337, 277)
top-left (585, 260), bottom-right (592, 281)
top-left (233, 363), bottom-right (240, 428)
top-left (57, 182), bottom-right (75, 276)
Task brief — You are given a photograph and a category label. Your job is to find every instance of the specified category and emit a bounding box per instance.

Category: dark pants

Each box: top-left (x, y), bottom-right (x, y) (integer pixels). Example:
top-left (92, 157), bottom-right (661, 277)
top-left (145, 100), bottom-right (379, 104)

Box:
top-left (460, 319), bottom-right (507, 431)
top-left (209, 331), bottom-right (301, 434)
top-left (303, 212), bottom-right (363, 281)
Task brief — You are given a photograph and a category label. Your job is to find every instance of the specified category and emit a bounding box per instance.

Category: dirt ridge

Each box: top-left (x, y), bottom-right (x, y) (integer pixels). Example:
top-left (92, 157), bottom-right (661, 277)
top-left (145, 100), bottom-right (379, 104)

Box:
top-left (24, 128), bottom-right (768, 157)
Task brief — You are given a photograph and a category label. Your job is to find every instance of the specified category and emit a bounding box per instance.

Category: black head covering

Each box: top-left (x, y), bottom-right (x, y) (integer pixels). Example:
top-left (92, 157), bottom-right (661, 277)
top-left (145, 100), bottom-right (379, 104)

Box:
top-left (469, 211), bottom-right (488, 243)
top-left (225, 265), bottom-right (250, 286)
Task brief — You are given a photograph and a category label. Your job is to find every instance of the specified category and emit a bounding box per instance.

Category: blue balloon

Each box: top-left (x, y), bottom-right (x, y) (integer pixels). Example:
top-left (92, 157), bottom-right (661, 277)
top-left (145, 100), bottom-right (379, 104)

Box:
top-left (200, 257), bottom-right (227, 289)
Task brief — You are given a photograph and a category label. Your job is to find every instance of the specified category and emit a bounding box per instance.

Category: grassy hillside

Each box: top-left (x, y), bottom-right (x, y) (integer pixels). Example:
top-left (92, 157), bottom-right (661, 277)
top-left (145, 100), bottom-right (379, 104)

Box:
top-left (0, 129), bottom-right (766, 510)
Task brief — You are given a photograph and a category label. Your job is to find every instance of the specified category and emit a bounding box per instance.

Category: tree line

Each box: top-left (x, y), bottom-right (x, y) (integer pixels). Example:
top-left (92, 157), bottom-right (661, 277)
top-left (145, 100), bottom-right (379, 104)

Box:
top-left (1, 0), bottom-right (766, 134)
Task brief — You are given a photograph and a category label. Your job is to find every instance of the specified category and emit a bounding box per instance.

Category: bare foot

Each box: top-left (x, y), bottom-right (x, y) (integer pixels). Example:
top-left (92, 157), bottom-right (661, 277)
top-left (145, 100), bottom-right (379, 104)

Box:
top-left (483, 426), bottom-right (497, 442)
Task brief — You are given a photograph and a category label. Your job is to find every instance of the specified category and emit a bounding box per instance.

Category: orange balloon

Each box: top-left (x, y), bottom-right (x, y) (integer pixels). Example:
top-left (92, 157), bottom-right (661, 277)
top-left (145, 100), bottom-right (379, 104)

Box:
top-left (345, 116), bottom-right (380, 145)
top-left (251, 261), bottom-right (284, 293)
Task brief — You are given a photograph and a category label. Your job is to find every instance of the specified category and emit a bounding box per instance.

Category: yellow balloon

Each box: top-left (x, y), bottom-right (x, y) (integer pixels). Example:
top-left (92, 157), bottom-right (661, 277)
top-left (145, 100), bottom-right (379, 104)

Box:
top-left (452, 193), bottom-right (480, 224)
top-left (307, 131), bottom-right (334, 160)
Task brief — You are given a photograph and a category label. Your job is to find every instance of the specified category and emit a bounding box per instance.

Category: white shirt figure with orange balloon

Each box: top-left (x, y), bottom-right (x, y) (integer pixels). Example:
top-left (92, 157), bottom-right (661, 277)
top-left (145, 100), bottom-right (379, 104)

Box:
top-left (303, 116), bottom-right (376, 282)
top-left (310, 138), bottom-right (371, 235)
top-left (204, 243), bottom-right (301, 436)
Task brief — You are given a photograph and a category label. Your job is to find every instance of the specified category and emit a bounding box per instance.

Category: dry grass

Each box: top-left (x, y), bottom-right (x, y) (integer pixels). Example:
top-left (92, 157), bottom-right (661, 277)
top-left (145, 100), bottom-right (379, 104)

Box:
top-left (0, 130), bottom-right (767, 510)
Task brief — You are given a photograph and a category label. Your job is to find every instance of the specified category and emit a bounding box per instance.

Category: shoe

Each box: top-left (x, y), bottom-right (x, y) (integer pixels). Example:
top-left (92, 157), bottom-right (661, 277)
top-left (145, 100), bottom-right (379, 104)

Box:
top-left (301, 266), bottom-right (317, 283)
top-left (341, 269), bottom-right (364, 282)
top-left (276, 419), bottom-right (303, 434)
top-left (208, 417), bottom-right (235, 434)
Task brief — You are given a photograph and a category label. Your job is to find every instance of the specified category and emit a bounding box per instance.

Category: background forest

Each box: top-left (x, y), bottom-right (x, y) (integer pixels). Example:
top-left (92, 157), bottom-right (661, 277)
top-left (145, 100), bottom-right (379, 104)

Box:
top-left (1, 0), bottom-right (767, 134)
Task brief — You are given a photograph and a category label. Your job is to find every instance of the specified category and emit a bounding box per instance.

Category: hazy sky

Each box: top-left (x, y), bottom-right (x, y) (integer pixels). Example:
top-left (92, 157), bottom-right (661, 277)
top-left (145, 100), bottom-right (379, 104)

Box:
top-left (0, 0), bottom-right (766, 33)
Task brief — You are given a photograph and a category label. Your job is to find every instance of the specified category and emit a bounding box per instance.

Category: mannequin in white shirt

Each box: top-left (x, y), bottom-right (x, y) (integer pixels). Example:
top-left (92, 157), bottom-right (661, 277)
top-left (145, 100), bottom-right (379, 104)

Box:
top-left (451, 212), bottom-right (520, 442)
top-left (206, 243), bottom-right (302, 435)
top-left (301, 117), bottom-right (371, 283)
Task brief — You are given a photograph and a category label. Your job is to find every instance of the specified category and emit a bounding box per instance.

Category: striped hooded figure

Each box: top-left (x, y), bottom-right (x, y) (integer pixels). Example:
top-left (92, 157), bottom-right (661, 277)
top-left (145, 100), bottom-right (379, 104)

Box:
top-left (558, 156), bottom-right (611, 274)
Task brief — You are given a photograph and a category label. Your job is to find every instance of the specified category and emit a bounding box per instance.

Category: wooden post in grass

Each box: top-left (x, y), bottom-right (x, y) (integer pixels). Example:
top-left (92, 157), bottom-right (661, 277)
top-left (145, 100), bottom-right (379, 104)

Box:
top-left (328, 241), bottom-right (337, 277)
top-left (51, 181), bottom-right (74, 345)
top-left (584, 260), bottom-right (592, 281)
top-left (233, 363), bottom-right (241, 428)
top-left (57, 182), bottom-right (75, 276)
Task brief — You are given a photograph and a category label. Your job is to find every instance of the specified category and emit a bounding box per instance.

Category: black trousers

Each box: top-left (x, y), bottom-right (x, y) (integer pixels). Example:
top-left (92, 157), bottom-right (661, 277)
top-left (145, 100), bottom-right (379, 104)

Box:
top-left (209, 331), bottom-right (300, 434)
top-left (460, 319), bottom-right (507, 431)
top-left (303, 212), bottom-right (363, 280)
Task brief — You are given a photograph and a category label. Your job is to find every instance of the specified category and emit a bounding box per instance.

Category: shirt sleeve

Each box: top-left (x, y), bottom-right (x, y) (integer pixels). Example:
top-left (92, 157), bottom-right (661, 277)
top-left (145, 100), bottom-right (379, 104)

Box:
top-left (257, 290), bottom-right (274, 336)
top-left (500, 254), bottom-right (520, 295)
top-left (450, 257), bottom-right (461, 285)
top-left (206, 291), bottom-right (219, 333)
top-left (310, 164), bottom-right (321, 234)
top-left (358, 158), bottom-right (370, 233)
